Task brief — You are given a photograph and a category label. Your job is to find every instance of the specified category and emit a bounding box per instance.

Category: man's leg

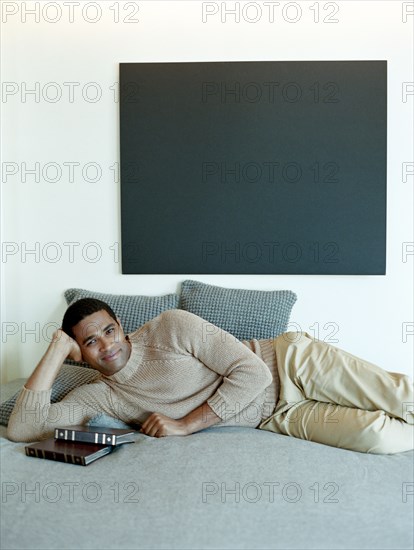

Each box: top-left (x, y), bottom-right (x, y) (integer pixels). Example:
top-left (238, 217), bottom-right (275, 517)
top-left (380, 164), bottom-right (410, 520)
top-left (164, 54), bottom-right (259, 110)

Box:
top-left (260, 398), bottom-right (414, 453)
top-left (259, 332), bottom-right (414, 453)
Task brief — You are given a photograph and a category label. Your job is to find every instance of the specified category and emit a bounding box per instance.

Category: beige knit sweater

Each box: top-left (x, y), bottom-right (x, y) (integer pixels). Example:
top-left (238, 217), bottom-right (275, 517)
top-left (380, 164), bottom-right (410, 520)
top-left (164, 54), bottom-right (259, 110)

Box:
top-left (7, 309), bottom-right (280, 442)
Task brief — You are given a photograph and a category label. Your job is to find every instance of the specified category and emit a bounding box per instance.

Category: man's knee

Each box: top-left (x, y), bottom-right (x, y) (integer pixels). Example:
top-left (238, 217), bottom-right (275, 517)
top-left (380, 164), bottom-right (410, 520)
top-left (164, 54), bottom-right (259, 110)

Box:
top-left (363, 414), bottom-right (414, 454)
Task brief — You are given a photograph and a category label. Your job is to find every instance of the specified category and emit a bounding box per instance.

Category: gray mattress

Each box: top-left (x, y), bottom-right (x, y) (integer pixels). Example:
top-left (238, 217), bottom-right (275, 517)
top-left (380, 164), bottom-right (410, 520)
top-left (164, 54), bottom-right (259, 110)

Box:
top-left (1, 380), bottom-right (413, 550)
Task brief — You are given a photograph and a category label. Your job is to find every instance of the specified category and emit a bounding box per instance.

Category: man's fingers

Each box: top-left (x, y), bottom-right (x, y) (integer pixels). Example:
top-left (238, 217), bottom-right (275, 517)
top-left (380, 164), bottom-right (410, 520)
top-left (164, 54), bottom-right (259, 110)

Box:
top-left (141, 414), bottom-right (160, 436)
top-left (141, 413), bottom-right (177, 437)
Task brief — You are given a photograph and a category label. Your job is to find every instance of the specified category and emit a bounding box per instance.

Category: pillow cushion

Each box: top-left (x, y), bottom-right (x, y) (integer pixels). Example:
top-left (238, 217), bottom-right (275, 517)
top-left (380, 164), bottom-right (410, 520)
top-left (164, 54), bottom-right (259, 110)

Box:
top-left (87, 414), bottom-right (134, 429)
top-left (64, 288), bottom-right (180, 367)
top-left (179, 280), bottom-right (297, 341)
top-left (0, 364), bottom-right (100, 427)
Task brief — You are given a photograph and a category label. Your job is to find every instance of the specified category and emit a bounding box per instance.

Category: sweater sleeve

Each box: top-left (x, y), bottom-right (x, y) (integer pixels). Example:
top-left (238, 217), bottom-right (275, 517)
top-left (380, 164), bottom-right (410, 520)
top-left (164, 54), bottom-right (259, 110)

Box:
top-left (143, 309), bottom-right (273, 422)
top-left (6, 381), bottom-right (111, 443)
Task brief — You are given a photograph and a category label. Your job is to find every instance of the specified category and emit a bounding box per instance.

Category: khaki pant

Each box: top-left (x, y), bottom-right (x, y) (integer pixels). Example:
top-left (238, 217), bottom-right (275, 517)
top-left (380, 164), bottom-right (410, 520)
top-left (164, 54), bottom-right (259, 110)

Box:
top-left (259, 332), bottom-right (414, 454)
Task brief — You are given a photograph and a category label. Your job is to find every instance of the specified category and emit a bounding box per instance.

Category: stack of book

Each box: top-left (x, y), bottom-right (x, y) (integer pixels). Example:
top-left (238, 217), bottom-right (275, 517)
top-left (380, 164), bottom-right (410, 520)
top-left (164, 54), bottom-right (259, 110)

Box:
top-left (25, 425), bottom-right (136, 466)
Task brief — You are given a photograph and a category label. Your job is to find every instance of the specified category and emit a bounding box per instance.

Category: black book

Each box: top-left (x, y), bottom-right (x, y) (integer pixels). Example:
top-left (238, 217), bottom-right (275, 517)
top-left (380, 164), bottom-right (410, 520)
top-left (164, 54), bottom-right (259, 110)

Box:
top-left (25, 438), bottom-right (113, 466)
top-left (54, 425), bottom-right (136, 446)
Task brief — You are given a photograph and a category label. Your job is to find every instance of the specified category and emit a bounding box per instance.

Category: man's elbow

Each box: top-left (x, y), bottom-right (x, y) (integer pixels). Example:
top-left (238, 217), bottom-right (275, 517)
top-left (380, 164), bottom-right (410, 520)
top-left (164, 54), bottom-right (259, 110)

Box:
top-left (6, 423), bottom-right (25, 442)
top-left (6, 420), bottom-right (47, 443)
top-left (261, 365), bottom-right (273, 388)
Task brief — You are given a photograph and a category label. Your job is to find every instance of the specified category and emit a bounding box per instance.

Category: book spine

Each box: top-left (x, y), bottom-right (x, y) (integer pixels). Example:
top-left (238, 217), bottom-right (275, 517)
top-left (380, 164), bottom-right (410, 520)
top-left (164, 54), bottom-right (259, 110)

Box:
top-left (55, 429), bottom-right (117, 446)
top-left (55, 428), bottom-right (76, 441)
top-left (25, 446), bottom-right (85, 465)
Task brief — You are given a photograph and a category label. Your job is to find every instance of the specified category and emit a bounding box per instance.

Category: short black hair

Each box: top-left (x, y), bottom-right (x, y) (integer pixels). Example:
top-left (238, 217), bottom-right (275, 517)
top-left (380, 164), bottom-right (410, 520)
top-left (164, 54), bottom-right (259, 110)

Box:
top-left (62, 298), bottom-right (118, 340)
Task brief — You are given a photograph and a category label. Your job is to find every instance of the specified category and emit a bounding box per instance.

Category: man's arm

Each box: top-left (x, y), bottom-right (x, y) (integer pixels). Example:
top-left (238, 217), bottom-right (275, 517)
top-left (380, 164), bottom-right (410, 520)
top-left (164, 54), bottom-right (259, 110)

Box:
top-left (139, 310), bottom-right (273, 437)
top-left (158, 310), bottom-right (273, 422)
top-left (25, 329), bottom-right (82, 391)
top-left (140, 401), bottom-right (221, 437)
top-left (7, 330), bottom-right (101, 442)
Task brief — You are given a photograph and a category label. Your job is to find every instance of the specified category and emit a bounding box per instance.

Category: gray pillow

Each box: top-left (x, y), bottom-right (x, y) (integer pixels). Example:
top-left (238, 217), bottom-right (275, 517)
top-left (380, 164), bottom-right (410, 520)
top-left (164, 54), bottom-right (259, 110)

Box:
top-left (64, 288), bottom-right (180, 367)
top-left (179, 280), bottom-right (297, 341)
top-left (0, 364), bottom-right (100, 427)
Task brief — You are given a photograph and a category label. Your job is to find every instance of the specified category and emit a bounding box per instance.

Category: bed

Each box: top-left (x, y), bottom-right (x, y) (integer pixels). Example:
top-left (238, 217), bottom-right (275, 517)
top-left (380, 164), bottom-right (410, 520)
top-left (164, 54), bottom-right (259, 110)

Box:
top-left (1, 281), bottom-right (413, 549)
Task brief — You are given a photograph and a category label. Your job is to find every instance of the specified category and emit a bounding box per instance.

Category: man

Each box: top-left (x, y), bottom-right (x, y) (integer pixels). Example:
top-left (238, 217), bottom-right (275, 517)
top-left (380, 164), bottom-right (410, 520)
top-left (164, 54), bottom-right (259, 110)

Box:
top-left (7, 298), bottom-right (414, 454)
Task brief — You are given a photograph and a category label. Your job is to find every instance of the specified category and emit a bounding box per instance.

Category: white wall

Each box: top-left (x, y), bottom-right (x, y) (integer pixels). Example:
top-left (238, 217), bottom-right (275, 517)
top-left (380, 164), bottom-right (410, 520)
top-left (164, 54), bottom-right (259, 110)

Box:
top-left (1, 0), bottom-right (413, 382)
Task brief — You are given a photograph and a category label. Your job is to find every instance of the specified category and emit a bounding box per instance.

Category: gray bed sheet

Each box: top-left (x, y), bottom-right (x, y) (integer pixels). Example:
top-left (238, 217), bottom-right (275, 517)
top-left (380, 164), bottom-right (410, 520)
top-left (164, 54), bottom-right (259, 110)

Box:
top-left (1, 381), bottom-right (413, 550)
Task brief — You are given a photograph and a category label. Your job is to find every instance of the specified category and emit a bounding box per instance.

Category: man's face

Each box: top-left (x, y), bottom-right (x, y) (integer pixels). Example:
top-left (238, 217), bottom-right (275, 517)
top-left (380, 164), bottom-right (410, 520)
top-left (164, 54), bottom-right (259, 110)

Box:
top-left (71, 310), bottom-right (131, 376)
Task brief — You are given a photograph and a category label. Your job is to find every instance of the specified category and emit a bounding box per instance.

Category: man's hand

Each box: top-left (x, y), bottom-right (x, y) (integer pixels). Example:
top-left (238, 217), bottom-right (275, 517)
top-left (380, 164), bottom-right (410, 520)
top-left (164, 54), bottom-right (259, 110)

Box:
top-left (139, 402), bottom-right (221, 438)
top-left (25, 329), bottom-right (83, 392)
top-left (139, 413), bottom-right (189, 437)
top-left (52, 329), bottom-right (83, 363)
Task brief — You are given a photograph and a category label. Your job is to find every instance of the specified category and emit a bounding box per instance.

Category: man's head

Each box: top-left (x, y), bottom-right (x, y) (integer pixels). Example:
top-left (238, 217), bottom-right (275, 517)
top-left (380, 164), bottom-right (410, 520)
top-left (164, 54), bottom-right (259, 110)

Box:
top-left (62, 298), bottom-right (131, 376)
top-left (62, 298), bottom-right (118, 339)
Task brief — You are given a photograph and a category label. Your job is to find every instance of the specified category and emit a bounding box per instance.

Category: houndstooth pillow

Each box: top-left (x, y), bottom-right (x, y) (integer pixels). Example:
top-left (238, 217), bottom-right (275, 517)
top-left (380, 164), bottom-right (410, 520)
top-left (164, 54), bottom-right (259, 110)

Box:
top-left (63, 288), bottom-right (180, 367)
top-left (0, 364), bottom-right (100, 427)
top-left (179, 280), bottom-right (297, 341)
